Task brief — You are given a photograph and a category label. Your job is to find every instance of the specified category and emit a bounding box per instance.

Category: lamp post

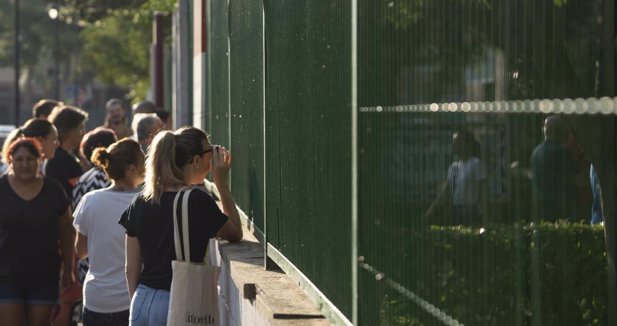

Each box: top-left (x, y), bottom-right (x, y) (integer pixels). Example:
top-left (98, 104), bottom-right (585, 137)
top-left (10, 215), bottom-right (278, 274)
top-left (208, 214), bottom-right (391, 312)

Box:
top-left (48, 7), bottom-right (60, 100)
top-left (14, 0), bottom-right (20, 127)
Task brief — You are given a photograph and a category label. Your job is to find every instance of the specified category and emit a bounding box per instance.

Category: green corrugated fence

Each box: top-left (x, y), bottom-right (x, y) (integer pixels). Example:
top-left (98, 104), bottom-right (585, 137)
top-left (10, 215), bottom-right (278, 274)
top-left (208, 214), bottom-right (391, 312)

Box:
top-left (204, 0), bottom-right (616, 324)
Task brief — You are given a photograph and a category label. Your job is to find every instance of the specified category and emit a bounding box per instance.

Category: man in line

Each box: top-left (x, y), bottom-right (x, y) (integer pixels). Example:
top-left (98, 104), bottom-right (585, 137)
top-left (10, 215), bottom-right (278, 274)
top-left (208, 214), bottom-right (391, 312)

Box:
top-left (531, 116), bottom-right (579, 221)
top-left (32, 99), bottom-right (61, 120)
top-left (103, 98), bottom-right (133, 139)
top-left (132, 113), bottom-right (165, 154)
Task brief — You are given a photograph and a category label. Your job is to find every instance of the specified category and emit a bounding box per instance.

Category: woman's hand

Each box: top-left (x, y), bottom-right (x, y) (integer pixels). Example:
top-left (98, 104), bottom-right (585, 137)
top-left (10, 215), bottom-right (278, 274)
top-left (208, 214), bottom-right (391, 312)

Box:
top-left (61, 268), bottom-right (75, 289)
top-left (211, 146), bottom-right (232, 188)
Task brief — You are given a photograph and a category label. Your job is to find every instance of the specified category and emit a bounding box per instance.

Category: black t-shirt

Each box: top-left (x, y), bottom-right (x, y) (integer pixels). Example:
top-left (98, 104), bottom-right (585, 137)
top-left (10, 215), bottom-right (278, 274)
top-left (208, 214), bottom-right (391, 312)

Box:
top-left (0, 175), bottom-right (69, 284)
top-left (118, 188), bottom-right (228, 291)
top-left (45, 147), bottom-right (84, 198)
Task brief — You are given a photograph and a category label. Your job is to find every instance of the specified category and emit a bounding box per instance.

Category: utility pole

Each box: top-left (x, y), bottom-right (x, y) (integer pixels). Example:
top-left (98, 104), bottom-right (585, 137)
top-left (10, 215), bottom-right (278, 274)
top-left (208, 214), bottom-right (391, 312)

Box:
top-left (14, 0), bottom-right (20, 127)
top-left (48, 6), bottom-right (60, 99)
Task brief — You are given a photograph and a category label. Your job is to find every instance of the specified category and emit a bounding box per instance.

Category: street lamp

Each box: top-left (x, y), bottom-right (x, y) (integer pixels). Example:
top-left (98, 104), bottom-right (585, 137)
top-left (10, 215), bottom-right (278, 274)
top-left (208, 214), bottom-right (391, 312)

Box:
top-left (48, 8), bottom-right (58, 20)
top-left (48, 6), bottom-right (60, 100)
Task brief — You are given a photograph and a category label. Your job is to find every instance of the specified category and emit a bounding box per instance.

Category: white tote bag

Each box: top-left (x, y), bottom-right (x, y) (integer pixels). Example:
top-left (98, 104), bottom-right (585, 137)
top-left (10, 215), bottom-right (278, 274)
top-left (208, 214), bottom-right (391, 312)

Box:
top-left (167, 188), bottom-right (221, 326)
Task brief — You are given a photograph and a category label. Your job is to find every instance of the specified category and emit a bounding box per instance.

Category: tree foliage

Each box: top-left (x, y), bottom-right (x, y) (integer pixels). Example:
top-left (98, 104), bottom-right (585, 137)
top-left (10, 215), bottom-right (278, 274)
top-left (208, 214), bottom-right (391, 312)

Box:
top-left (0, 0), bottom-right (79, 68)
top-left (53, 0), bottom-right (176, 101)
top-left (80, 10), bottom-right (151, 100)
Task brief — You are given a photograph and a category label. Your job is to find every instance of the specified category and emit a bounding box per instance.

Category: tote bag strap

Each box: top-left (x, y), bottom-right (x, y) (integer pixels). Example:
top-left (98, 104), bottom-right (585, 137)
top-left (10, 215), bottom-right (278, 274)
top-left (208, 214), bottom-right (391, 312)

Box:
top-left (173, 187), bottom-right (212, 265)
top-left (173, 187), bottom-right (192, 261)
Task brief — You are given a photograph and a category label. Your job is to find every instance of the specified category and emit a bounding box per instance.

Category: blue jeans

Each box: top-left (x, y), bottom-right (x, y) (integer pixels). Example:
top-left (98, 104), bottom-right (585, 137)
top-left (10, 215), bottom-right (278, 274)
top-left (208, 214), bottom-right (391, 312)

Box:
top-left (129, 284), bottom-right (169, 326)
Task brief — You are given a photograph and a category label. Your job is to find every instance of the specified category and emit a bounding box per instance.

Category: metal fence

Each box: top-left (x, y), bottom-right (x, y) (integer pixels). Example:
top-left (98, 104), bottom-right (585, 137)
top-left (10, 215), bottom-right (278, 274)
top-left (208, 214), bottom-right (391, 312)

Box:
top-left (204, 0), bottom-right (616, 325)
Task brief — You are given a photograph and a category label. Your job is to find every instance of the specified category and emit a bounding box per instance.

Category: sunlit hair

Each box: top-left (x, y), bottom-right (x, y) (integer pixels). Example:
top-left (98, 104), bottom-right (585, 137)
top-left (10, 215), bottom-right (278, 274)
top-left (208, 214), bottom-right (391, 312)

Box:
top-left (132, 100), bottom-right (157, 114)
top-left (49, 105), bottom-right (88, 142)
top-left (0, 120), bottom-right (50, 164)
top-left (142, 126), bottom-right (209, 203)
top-left (7, 137), bottom-right (42, 164)
top-left (2, 129), bottom-right (23, 164)
top-left (91, 138), bottom-right (143, 181)
top-left (32, 99), bottom-right (61, 119)
top-left (22, 118), bottom-right (55, 139)
top-left (81, 127), bottom-right (117, 164)
top-left (132, 113), bottom-right (161, 142)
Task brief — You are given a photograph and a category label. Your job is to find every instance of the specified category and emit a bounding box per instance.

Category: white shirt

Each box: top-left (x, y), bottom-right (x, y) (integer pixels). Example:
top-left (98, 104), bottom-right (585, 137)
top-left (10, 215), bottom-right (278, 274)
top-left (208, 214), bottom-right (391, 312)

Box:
top-left (73, 187), bottom-right (139, 313)
top-left (447, 157), bottom-right (486, 206)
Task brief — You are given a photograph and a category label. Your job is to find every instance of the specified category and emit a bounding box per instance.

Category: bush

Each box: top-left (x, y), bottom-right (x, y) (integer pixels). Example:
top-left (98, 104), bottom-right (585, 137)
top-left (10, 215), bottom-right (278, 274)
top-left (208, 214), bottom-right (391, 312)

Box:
top-left (373, 222), bottom-right (607, 326)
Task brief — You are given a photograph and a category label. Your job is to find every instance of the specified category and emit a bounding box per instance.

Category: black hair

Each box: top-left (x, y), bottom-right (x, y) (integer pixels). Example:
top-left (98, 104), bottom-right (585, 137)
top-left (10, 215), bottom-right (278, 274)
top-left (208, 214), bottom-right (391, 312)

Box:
top-left (81, 127), bottom-right (118, 163)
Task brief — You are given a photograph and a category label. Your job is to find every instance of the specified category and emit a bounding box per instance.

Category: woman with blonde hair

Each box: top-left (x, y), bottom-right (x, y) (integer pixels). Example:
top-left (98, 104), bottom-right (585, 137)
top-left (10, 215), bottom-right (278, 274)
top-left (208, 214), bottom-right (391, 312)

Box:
top-left (73, 138), bottom-right (145, 326)
top-left (119, 126), bottom-right (242, 326)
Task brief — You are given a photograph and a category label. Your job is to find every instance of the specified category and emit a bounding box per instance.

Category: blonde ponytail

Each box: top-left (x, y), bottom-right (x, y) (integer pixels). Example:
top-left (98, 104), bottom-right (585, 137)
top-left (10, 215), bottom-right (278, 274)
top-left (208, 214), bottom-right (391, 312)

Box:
top-left (142, 131), bottom-right (185, 203)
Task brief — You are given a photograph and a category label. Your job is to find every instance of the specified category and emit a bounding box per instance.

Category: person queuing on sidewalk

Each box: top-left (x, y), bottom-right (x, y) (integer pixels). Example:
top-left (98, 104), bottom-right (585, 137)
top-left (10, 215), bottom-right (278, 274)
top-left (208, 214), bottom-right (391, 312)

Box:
top-left (46, 105), bottom-right (89, 196)
top-left (103, 99), bottom-right (133, 139)
top-left (46, 104), bottom-right (89, 326)
top-left (155, 110), bottom-right (172, 131)
top-left (21, 119), bottom-right (60, 163)
top-left (73, 138), bottom-right (145, 326)
top-left (131, 113), bottom-right (164, 154)
top-left (119, 126), bottom-right (243, 326)
top-left (73, 127), bottom-right (118, 209)
top-left (72, 128), bottom-right (118, 292)
top-left (0, 138), bottom-right (74, 326)
top-left (32, 99), bottom-right (62, 120)
top-left (1, 119), bottom-right (59, 176)
top-left (131, 100), bottom-right (157, 115)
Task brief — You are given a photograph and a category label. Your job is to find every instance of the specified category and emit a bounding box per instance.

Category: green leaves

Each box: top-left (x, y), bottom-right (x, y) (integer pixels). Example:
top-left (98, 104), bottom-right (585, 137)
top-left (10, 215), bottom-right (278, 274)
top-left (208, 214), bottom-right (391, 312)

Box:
top-left (53, 0), bottom-right (176, 101)
top-left (377, 222), bottom-right (607, 325)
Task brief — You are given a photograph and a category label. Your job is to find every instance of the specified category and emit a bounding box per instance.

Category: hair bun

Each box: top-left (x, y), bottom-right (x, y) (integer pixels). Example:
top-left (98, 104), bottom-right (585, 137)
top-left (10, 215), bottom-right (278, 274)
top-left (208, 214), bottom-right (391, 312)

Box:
top-left (99, 149), bottom-right (111, 160)
top-left (91, 147), bottom-right (111, 168)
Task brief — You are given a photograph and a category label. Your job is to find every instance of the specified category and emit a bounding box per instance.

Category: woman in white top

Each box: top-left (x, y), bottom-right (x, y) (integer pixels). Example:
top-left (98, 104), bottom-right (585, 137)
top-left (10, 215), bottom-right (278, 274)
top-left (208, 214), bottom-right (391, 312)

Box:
top-left (424, 130), bottom-right (488, 226)
top-left (73, 138), bottom-right (145, 326)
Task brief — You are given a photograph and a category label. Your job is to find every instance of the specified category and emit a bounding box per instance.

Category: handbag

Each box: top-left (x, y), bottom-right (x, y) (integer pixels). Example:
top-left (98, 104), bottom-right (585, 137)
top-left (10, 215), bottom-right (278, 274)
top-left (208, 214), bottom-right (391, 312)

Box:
top-left (167, 187), bottom-right (221, 326)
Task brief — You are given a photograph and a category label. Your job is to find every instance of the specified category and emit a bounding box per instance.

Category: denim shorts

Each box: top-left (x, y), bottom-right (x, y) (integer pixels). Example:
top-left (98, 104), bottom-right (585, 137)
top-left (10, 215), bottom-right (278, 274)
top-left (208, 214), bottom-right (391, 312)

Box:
top-left (0, 281), bottom-right (59, 305)
top-left (129, 284), bottom-right (169, 326)
top-left (83, 307), bottom-right (129, 326)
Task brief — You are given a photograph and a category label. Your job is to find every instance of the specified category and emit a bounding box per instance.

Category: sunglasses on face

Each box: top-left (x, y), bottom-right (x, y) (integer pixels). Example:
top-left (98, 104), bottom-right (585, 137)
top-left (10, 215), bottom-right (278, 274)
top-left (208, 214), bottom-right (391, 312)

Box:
top-left (197, 145), bottom-right (217, 156)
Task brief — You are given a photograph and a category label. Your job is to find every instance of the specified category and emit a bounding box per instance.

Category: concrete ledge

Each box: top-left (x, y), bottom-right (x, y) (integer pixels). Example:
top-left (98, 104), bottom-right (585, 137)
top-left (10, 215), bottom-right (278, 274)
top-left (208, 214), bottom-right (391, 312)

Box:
top-left (215, 229), bottom-right (331, 326)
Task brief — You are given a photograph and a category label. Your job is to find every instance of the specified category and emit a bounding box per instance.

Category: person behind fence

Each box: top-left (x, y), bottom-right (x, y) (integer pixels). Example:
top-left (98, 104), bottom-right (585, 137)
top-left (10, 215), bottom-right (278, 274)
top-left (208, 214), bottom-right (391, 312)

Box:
top-left (73, 138), bottom-right (145, 326)
top-left (119, 126), bottom-right (243, 326)
top-left (589, 164), bottom-right (603, 225)
top-left (424, 130), bottom-right (488, 226)
top-left (0, 137), bottom-right (74, 326)
top-left (73, 127), bottom-right (118, 209)
top-left (530, 116), bottom-right (578, 221)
